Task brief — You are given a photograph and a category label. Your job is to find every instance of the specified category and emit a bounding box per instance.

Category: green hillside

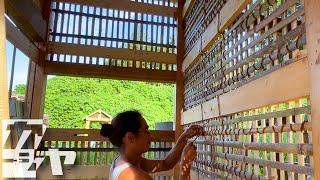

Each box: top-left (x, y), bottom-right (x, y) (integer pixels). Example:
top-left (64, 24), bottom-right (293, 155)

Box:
top-left (15, 76), bottom-right (175, 129)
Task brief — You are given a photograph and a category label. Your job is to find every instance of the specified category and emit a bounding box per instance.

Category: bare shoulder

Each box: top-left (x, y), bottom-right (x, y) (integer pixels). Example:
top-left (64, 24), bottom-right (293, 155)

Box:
top-left (118, 166), bottom-right (153, 180)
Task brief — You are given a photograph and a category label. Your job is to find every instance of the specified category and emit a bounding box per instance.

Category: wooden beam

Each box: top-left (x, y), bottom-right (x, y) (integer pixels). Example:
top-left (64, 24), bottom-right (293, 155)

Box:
top-left (219, 52), bottom-right (309, 116)
top-left (218, 0), bottom-right (251, 31)
top-left (5, 18), bottom-right (39, 61)
top-left (43, 128), bottom-right (175, 142)
top-left (305, 0), bottom-right (320, 178)
top-left (182, 0), bottom-right (195, 18)
top-left (24, 62), bottom-right (36, 119)
top-left (55, 0), bottom-right (177, 17)
top-left (0, 0), bottom-right (9, 178)
top-left (174, 0), bottom-right (185, 179)
top-left (44, 61), bottom-right (176, 83)
top-left (30, 52), bottom-right (47, 119)
top-left (182, 0), bottom-right (250, 72)
top-left (182, 104), bottom-right (202, 125)
top-left (182, 54), bottom-right (309, 124)
top-left (48, 42), bottom-right (177, 64)
top-left (4, 0), bottom-right (47, 42)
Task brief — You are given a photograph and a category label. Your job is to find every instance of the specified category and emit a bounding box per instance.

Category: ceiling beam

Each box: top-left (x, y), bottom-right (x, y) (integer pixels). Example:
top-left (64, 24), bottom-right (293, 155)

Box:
top-left (55, 0), bottom-right (177, 17)
top-left (5, 0), bottom-right (47, 42)
top-left (44, 61), bottom-right (176, 83)
top-left (48, 42), bottom-right (177, 64)
top-left (5, 18), bottom-right (39, 61)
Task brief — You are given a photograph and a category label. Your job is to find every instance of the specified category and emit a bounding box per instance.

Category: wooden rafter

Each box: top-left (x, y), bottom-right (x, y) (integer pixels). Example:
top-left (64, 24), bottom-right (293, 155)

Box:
top-left (44, 61), bottom-right (176, 83)
top-left (4, 0), bottom-right (47, 42)
top-left (48, 42), bottom-right (177, 64)
top-left (54, 0), bottom-right (177, 17)
top-left (5, 18), bottom-right (39, 61)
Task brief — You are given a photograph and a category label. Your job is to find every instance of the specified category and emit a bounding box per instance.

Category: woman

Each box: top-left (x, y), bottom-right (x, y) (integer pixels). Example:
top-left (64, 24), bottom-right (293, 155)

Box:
top-left (100, 110), bottom-right (204, 180)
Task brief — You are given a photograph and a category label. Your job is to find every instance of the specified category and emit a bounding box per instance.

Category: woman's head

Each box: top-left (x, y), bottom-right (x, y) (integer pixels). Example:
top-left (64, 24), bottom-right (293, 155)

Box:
top-left (100, 110), bottom-right (150, 153)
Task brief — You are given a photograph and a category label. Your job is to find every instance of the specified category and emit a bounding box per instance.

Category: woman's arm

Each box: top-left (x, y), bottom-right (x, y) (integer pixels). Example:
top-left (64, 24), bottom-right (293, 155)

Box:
top-left (179, 143), bottom-right (197, 180)
top-left (140, 125), bottom-right (203, 173)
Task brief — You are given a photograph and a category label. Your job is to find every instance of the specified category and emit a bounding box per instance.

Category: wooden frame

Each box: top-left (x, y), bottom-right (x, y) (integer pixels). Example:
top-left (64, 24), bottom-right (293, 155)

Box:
top-left (44, 61), bottom-right (177, 83)
top-left (0, 0), bottom-right (9, 178)
top-left (5, 18), bottom-right (39, 62)
top-left (305, 0), bottom-right (320, 178)
top-left (54, 0), bottom-right (177, 17)
top-left (48, 42), bottom-right (176, 64)
top-left (173, 0), bottom-right (186, 179)
top-left (4, 0), bottom-right (47, 41)
top-left (29, 52), bottom-right (47, 119)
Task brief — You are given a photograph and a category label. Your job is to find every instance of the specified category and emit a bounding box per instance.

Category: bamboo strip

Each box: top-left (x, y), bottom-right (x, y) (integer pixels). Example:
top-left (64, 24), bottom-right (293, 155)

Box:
top-left (193, 132), bottom-right (314, 154)
top-left (190, 166), bottom-right (230, 180)
top-left (296, 100), bottom-right (306, 180)
top-left (269, 106), bottom-right (277, 179)
top-left (286, 102), bottom-right (295, 179)
top-left (196, 152), bottom-right (314, 176)
top-left (195, 158), bottom-right (265, 180)
top-left (204, 106), bottom-right (310, 127)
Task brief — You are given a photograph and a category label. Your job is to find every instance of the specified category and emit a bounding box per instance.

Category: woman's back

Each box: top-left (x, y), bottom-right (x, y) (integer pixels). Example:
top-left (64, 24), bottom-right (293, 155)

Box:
top-left (109, 161), bottom-right (131, 180)
top-left (109, 158), bottom-right (152, 180)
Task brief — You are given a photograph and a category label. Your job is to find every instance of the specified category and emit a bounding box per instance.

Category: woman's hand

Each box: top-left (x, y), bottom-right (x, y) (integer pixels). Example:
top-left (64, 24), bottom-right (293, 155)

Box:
top-left (180, 142), bottom-right (197, 173)
top-left (182, 125), bottom-right (205, 140)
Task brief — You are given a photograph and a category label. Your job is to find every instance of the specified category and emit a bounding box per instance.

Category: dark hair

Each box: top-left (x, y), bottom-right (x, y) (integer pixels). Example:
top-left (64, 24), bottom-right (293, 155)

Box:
top-left (100, 110), bottom-right (142, 147)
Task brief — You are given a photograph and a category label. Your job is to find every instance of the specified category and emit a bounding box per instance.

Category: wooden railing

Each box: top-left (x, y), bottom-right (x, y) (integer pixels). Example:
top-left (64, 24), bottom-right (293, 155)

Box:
top-left (37, 128), bottom-right (175, 179)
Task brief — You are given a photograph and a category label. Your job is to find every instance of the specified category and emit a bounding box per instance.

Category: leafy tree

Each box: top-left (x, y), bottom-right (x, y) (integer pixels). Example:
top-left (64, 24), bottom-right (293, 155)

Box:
top-left (44, 76), bottom-right (174, 129)
top-left (13, 84), bottom-right (26, 95)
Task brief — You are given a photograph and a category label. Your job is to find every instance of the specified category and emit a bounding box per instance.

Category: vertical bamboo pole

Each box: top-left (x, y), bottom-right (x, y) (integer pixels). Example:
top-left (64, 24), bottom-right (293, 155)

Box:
top-left (286, 102), bottom-right (294, 179)
top-left (277, 104), bottom-right (285, 179)
top-left (0, 0), bottom-right (9, 178)
top-left (269, 106), bottom-right (277, 179)
top-left (174, 0), bottom-right (185, 179)
top-left (305, 0), bottom-right (320, 179)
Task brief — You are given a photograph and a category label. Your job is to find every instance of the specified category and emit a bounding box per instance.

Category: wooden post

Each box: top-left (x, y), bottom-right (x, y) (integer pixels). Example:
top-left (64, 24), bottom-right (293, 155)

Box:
top-left (174, 0), bottom-right (186, 179)
top-left (29, 51), bottom-right (47, 119)
top-left (305, 0), bottom-right (320, 179)
top-left (0, 0), bottom-right (9, 178)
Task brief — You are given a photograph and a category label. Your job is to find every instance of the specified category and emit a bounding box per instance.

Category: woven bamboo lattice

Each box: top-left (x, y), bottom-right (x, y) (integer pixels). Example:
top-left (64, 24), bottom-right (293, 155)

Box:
top-left (186, 99), bottom-right (313, 179)
top-left (184, 0), bottom-right (306, 110)
top-left (47, 0), bottom-right (177, 71)
top-left (183, 0), bottom-right (227, 54)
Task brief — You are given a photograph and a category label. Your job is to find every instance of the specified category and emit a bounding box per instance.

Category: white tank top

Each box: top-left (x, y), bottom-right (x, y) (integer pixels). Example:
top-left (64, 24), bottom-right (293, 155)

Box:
top-left (109, 161), bottom-right (131, 180)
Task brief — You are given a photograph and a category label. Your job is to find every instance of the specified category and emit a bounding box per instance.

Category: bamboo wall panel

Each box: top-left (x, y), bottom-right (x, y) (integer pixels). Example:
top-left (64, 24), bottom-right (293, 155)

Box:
top-left (183, 0), bottom-right (227, 54)
top-left (182, 0), bottom-right (314, 179)
top-left (184, 0), bottom-right (306, 110)
top-left (186, 99), bottom-right (313, 179)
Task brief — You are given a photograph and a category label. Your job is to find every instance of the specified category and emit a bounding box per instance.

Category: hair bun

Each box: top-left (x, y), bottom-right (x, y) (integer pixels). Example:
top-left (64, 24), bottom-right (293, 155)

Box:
top-left (100, 124), bottom-right (113, 138)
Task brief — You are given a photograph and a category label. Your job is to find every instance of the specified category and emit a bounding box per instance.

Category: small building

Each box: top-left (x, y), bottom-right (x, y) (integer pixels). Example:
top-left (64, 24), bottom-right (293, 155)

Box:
top-left (83, 109), bottom-right (112, 129)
